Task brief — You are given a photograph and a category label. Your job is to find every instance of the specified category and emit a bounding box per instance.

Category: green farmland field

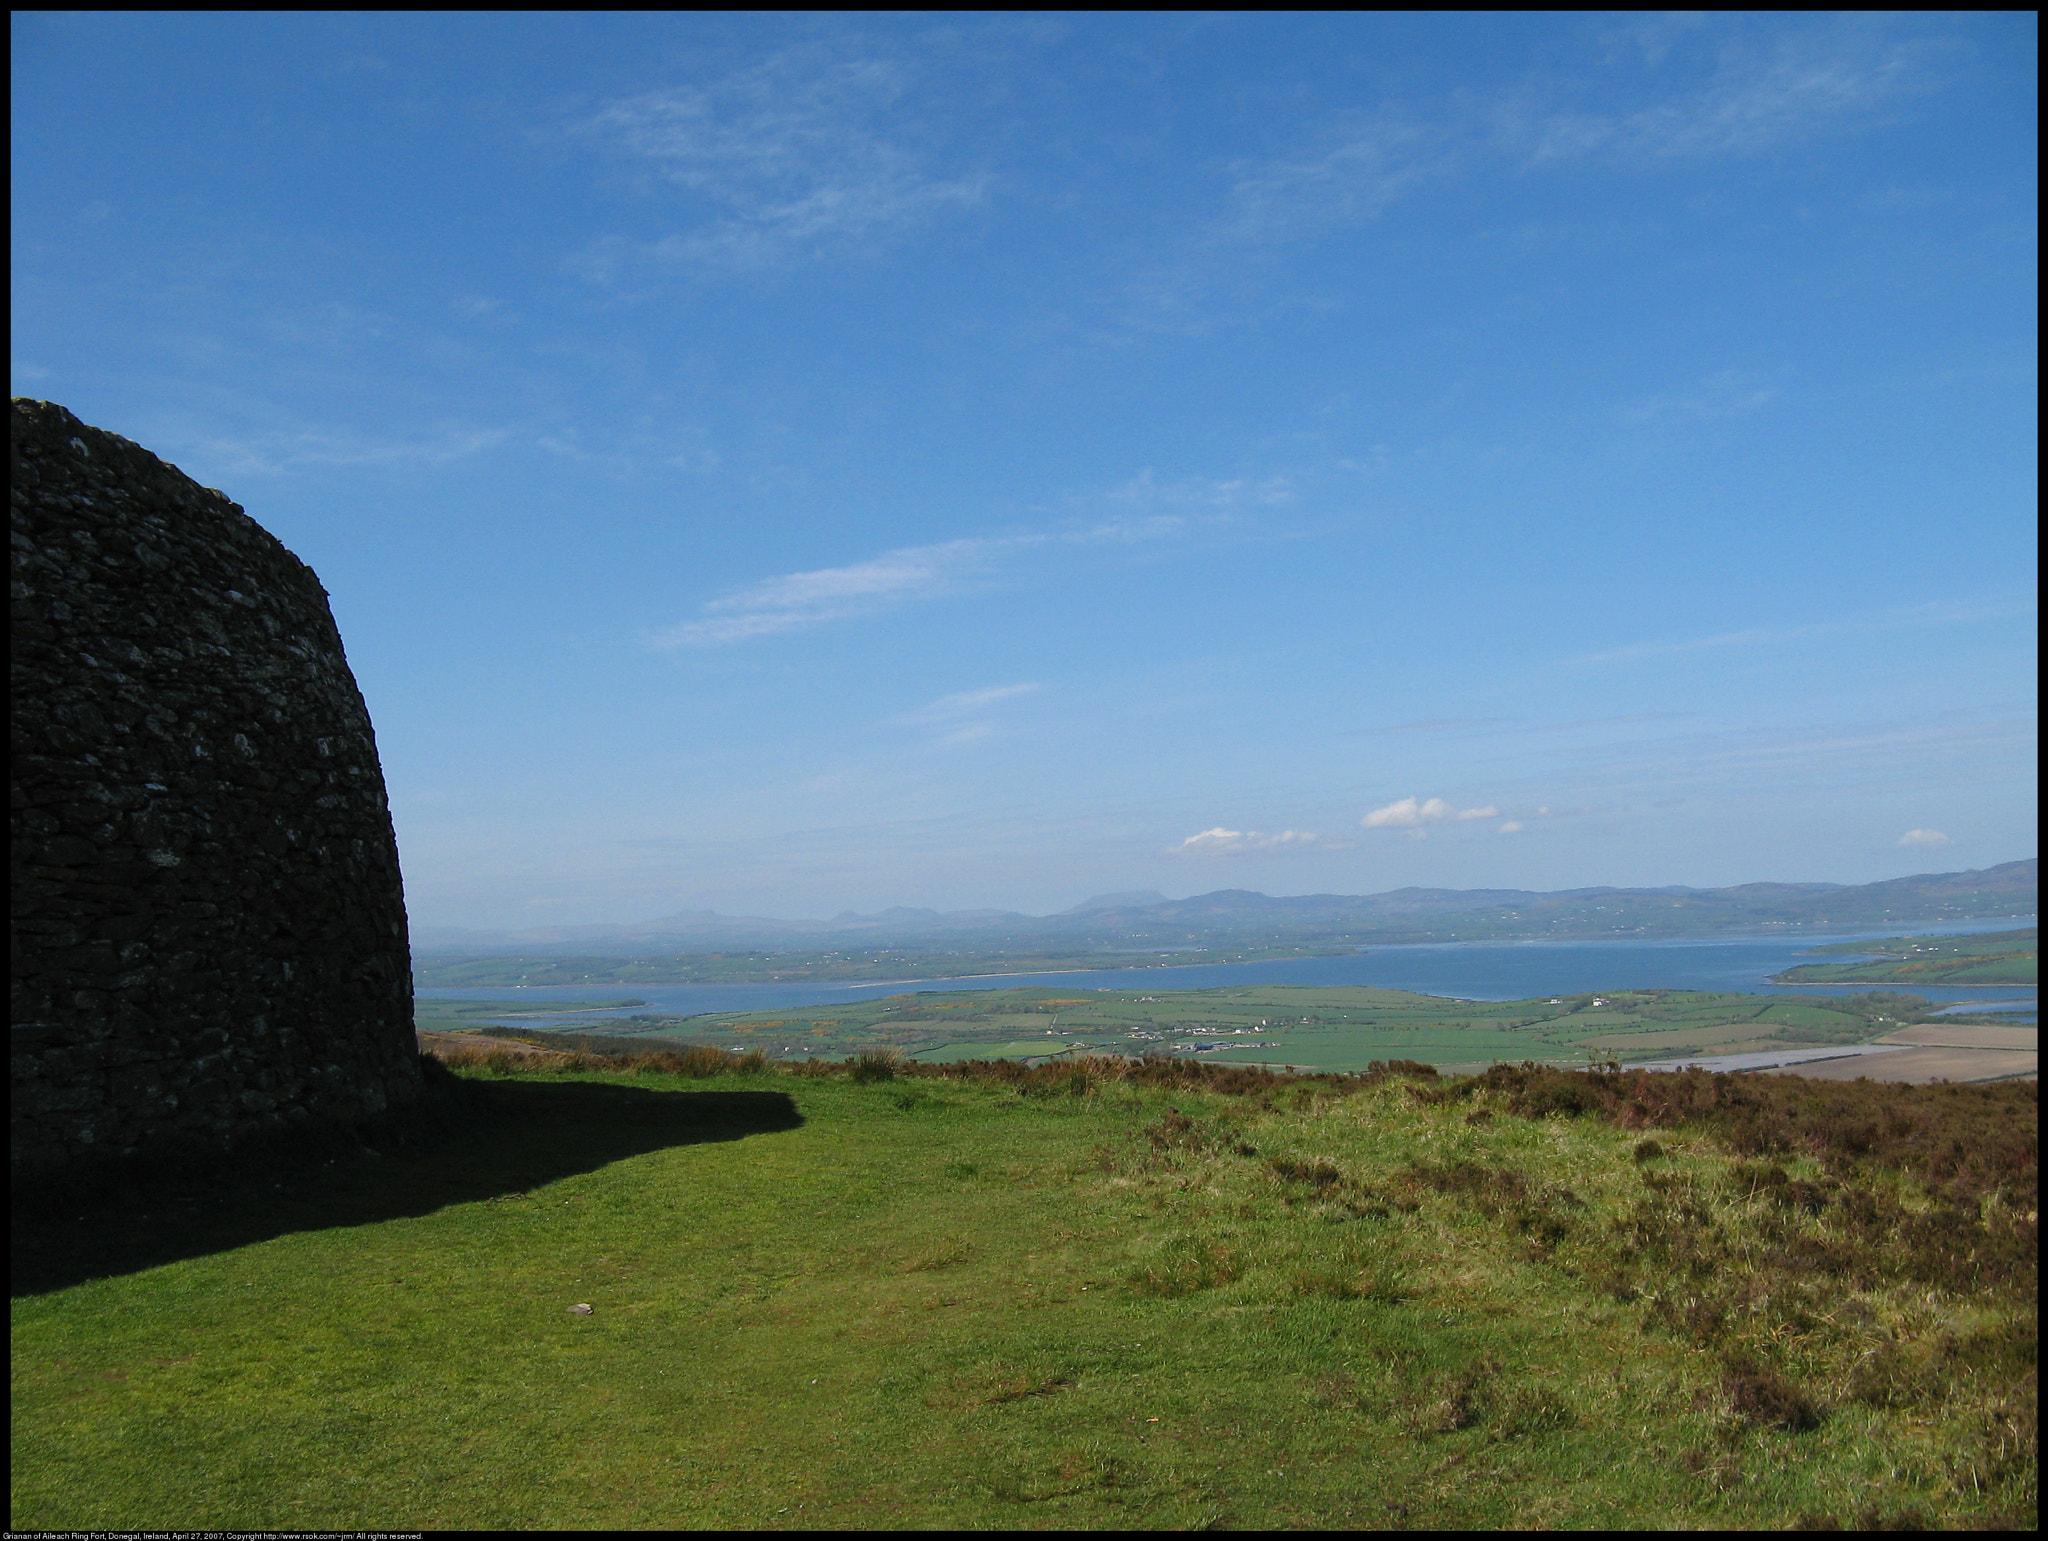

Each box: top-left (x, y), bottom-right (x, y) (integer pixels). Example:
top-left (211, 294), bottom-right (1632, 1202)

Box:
top-left (442, 983), bottom-right (1931, 1071)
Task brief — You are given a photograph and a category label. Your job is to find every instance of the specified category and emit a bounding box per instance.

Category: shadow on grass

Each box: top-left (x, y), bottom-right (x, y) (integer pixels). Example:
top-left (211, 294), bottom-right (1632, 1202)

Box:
top-left (11, 1073), bottom-right (802, 1299)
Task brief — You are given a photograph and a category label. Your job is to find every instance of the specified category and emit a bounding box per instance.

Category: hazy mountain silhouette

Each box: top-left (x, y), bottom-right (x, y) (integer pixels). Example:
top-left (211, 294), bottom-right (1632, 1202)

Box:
top-left (412, 859), bottom-right (2034, 957)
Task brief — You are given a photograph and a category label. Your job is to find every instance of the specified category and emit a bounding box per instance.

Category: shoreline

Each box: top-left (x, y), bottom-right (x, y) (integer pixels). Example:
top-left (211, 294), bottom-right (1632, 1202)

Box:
top-left (420, 917), bottom-right (2037, 993)
top-left (1771, 977), bottom-right (2035, 988)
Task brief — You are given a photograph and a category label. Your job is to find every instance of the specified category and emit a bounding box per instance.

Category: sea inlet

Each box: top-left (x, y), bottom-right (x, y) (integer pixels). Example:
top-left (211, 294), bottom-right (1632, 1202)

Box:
top-left (415, 920), bottom-right (2036, 1032)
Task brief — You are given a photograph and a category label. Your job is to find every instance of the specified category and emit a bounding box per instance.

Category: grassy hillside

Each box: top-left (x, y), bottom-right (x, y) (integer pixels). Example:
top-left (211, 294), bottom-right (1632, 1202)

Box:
top-left (424, 984), bottom-right (1933, 1070)
top-left (11, 1053), bottom-right (2035, 1530)
top-left (1774, 929), bottom-right (2037, 987)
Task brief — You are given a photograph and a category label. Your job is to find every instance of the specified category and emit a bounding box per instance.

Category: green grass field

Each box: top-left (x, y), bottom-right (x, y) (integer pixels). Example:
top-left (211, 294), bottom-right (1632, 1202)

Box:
top-left (11, 1054), bottom-right (2035, 1530)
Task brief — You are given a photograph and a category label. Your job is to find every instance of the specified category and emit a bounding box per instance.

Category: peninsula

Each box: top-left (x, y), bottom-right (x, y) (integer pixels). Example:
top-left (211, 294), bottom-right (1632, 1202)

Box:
top-left (1772, 928), bottom-right (2037, 987)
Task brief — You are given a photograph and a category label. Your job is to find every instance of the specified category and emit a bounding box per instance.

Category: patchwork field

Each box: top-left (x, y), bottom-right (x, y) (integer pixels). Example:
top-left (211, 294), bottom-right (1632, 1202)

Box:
top-left (440, 984), bottom-right (1941, 1074)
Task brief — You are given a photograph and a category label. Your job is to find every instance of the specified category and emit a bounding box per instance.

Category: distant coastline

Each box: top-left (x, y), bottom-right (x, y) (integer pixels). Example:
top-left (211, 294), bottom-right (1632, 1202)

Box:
top-left (417, 916), bottom-right (2036, 990)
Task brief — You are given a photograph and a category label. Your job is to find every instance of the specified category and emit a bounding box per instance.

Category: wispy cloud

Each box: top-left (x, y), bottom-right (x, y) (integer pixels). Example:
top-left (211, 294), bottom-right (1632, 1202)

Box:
top-left (1620, 368), bottom-right (1781, 426)
top-left (1575, 622), bottom-right (1835, 667)
top-left (1089, 467), bottom-right (1296, 519)
top-left (1502, 716), bottom-right (2034, 806)
top-left (1224, 115), bottom-right (1445, 246)
top-left (935, 723), bottom-right (996, 749)
top-left (652, 474), bottom-right (1268, 648)
top-left (1362, 796), bottom-right (1501, 829)
top-left (1509, 16), bottom-right (1958, 164)
top-left (534, 422), bottom-right (720, 476)
top-left (168, 422), bottom-right (509, 477)
top-left (1570, 598), bottom-right (2035, 667)
top-left (901, 683), bottom-right (1042, 723)
top-left (1115, 17), bottom-right (1963, 338)
top-left (1116, 115), bottom-right (1446, 331)
top-left (1350, 717), bottom-right (1505, 737)
top-left (1897, 828), bottom-right (1951, 848)
top-left (569, 46), bottom-right (987, 278)
top-left (653, 537), bottom-right (999, 647)
top-left (1173, 827), bottom-right (1322, 855)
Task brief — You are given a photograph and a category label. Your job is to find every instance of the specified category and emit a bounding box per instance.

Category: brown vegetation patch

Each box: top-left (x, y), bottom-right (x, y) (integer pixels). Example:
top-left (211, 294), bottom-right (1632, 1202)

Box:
top-left (1765, 1046), bottom-right (2036, 1084)
top-left (1879, 1024), bottom-right (2038, 1051)
top-left (1415, 1062), bottom-right (2036, 1211)
top-left (1719, 1353), bottom-right (1822, 1432)
top-left (1396, 1160), bottom-right (1582, 1253)
top-left (416, 1031), bottom-right (569, 1062)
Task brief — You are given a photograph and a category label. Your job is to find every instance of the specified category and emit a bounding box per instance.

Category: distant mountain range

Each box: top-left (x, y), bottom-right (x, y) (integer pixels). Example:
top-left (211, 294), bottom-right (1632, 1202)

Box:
top-left (413, 858), bottom-right (2035, 956)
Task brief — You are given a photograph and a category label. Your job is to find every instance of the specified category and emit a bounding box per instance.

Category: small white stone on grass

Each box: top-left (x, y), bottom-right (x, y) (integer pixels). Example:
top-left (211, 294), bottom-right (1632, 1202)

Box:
top-left (568, 1303), bottom-right (593, 1315)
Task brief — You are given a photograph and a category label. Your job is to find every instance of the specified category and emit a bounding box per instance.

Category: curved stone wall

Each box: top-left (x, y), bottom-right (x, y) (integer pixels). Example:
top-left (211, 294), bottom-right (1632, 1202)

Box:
top-left (11, 399), bottom-right (421, 1177)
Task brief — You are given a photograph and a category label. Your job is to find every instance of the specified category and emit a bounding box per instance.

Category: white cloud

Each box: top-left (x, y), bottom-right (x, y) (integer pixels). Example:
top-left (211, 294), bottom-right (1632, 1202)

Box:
top-left (1570, 598), bottom-right (2035, 667)
top-left (534, 421), bottom-right (720, 476)
top-left (173, 423), bottom-right (509, 477)
top-left (652, 537), bottom-right (1000, 647)
top-left (651, 487), bottom-right (1231, 648)
top-left (1115, 16), bottom-right (1964, 335)
top-left (1225, 116), bottom-right (1443, 245)
top-left (1511, 17), bottom-right (1956, 165)
top-left (1897, 829), bottom-right (1951, 848)
top-left (1174, 828), bottom-right (1321, 855)
top-left (902, 683), bottom-right (1042, 722)
top-left (1091, 468), bottom-right (1296, 520)
top-left (1361, 796), bottom-right (1500, 829)
top-left (1573, 624), bottom-right (1817, 666)
top-left (1203, 18), bottom-right (1954, 268)
top-left (1494, 718), bottom-right (2033, 806)
top-left (1632, 31), bottom-right (1947, 159)
top-left (1355, 717), bottom-right (1505, 737)
top-left (570, 47), bottom-right (987, 277)
top-left (1621, 368), bottom-right (1781, 426)
top-left (1498, 821), bottom-right (1525, 834)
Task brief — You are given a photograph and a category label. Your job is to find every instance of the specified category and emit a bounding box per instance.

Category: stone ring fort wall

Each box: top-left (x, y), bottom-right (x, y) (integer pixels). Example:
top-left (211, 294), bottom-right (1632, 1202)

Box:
top-left (12, 398), bottom-right (422, 1179)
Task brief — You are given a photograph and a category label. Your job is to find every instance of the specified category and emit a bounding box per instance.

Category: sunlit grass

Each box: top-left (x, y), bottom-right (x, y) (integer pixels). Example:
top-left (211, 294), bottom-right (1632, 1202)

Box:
top-left (11, 1055), bottom-right (2035, 1530)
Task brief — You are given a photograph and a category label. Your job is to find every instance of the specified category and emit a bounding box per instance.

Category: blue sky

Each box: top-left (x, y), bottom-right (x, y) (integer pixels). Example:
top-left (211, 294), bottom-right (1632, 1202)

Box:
top-left (12, 12), bottom-right (2037, 928)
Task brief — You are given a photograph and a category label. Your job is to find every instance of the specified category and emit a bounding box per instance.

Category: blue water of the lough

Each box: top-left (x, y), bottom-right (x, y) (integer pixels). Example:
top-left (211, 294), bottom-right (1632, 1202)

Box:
top-left (415, 917), bottom-right (2036, 1031)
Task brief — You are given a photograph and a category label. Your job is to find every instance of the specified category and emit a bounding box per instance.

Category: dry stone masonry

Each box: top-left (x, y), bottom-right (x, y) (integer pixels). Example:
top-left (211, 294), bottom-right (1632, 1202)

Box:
top-left (11, 399), bottom-right (422, 1178)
